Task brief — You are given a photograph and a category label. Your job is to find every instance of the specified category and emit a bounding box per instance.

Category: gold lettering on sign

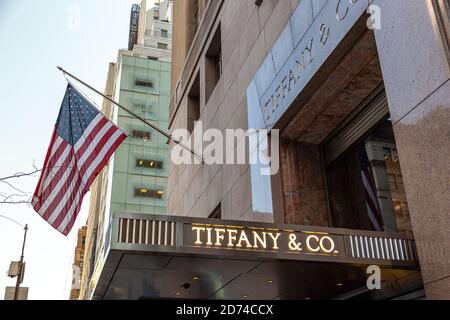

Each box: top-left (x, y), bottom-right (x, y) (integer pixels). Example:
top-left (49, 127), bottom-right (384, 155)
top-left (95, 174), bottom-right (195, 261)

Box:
top-left (268, 232), bottom-right (281, 250)
top-left (306, 235), bottom-right (337, 253)
top-left (215, 228), bottom-right (226, 246)
top-left (190, 226), bottom-right (338, 255)
top-left (236, 230), bottom-right (253, 248)
top-left (192, 227), bottom-right (205, 245)
top-left (206, 228), bottom-right (213, 245)
top-left (227, 229), bottom-right (238, 247)
top-left (320, 236), bottom-right (335, 253)
top-left (306, 235), bottom-right (321, 252)
top-left (253, 231), bottom-right (267, 249)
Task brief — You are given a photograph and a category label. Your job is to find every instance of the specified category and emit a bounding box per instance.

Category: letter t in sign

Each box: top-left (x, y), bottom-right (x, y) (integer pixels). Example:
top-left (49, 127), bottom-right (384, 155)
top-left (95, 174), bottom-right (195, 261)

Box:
top-left (192, 226), bottom-right (205, 245)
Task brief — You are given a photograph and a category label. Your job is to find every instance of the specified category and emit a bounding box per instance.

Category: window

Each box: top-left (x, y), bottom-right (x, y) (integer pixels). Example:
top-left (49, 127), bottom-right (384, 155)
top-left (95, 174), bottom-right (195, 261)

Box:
top-left (157, 42), bottom-right (168, 50)
top-left (324, 92), bottom-right (413, 235)
top-left (136, 159), bottom-right (163, 169)
top-left (135, 188), bottom-right (164, 199)
top-left (187, 73), bottom-right (200, 134)
top-left (132, 130), bottom-right (151, 141)
top-left (205, 24), bottom-right (222, 104)
top-left (161, 29), bottom-right (168, 38)
top-left (135, 80), bottom-right (153, 88)
top-left (148, 56), bottom-right (159, 61)
top-left (134, 103), bottom-right (152, 116)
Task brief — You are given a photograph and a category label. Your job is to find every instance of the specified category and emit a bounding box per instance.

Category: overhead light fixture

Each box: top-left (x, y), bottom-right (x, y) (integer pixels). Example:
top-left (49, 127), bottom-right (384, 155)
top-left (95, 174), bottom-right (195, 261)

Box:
top-left (305, 297), bottom-right (311, 300)
top-left (140, 188), bottom-right (148, 193)
top-left (242, 294), bottom-right (248, 298)
top-left (337, 283), bottom-right (343, 287)
top-left (157, 190), bottom-right (164, 195)
top-left (266, 280), bottom-right (274, 283)
top-left (175, 292), bottom-right (182, 296)
top-left (192, 276), bottom-right (199, 280)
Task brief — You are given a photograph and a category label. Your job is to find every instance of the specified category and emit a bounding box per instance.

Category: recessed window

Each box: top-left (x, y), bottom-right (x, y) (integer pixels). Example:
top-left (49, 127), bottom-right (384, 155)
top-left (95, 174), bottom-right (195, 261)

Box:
top-left (161, 29), bottom-right (168, 38)
top-left (135, 80), bottom-right (153, 88)
top-left (136, 159), bottom-right (163, 169)
top-left (205, 24), bottom-right (222, 104)
top-left (134, 103), bottom-right (152, 115)
top-left (157, 42), bottom-right (168, 50)
top-left (132, 130), bottom-right (151, 141)
top-left (187, 73), bottom-right (200, 134)
top-left (135, 188), bottom-right (164, 199)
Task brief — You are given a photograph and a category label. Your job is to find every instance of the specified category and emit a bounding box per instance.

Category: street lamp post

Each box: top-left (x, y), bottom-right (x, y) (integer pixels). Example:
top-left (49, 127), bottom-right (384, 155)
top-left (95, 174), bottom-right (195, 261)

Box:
top-left (0, 215), bottom-right (28, 300)
top-left (13, 224), bottom-right (28, 300)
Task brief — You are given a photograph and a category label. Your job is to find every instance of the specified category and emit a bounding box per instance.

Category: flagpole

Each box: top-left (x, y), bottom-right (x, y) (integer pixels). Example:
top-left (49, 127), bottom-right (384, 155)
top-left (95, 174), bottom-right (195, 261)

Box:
top-left (57, 66), bottom-right (203, 164)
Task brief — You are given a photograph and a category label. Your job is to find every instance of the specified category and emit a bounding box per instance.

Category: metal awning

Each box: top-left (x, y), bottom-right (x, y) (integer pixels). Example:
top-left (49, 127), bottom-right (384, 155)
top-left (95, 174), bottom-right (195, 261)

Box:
top-left (90, 213), bottom-right (422, 300)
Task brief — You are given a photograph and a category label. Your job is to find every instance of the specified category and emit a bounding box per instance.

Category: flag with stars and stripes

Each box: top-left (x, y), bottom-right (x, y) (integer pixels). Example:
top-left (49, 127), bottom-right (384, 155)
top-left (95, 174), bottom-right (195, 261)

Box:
top-left (32, 84), bottom-right (127, 235)
top-left (358, 142), bottom-right (384, 231)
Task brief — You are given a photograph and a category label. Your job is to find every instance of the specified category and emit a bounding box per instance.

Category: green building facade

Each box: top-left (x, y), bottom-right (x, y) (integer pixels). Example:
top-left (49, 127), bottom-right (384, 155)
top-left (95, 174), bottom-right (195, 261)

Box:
top-left (107, 52), bottom-right (171, 219)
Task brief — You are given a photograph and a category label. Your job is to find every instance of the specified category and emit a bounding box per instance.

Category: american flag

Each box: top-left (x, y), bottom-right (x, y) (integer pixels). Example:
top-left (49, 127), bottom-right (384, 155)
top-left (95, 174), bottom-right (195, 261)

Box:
top-left (32, 84), bottom-right (127, 235)
top-left (358, 143), bottom-right (384, 231)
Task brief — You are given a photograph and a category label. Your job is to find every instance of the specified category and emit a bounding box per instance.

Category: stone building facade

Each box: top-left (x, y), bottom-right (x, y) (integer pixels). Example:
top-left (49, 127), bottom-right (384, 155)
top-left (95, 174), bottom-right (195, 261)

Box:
top-left (168, 0), bottom-right (450, 299)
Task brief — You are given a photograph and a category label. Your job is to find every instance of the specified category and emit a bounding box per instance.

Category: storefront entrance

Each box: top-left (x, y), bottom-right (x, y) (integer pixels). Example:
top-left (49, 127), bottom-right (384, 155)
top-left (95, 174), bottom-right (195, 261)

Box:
top-left (271, 25), bottom-right (414, 239)
top-left (324, 91), bottom-right (412, 235)
top-left (250, 14), bottom-right (426, 298)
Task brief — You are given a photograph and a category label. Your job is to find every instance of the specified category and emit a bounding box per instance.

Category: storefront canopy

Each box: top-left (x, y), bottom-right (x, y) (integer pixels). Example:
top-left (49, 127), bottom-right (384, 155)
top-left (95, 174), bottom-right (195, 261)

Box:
top-left (90, 213), bottom-right (422, 300)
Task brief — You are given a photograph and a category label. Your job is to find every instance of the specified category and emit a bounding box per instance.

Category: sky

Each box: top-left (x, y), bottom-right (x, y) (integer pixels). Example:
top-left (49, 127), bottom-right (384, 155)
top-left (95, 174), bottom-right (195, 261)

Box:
top-left (0, 0), bottom-right (147, 300)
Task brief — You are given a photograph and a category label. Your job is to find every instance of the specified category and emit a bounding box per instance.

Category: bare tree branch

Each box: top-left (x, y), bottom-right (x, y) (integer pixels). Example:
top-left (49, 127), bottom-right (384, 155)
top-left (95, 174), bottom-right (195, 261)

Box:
top-left (0, 168), bottom-right (42, 182)
top-left (0, 164), bottom-right (41, 206)
top-left (0, 200), bottom-right (32, 204)
top-left (0, 193), bottom-right (30, 202)
top-left (0, 180), bottom-right (28, 194)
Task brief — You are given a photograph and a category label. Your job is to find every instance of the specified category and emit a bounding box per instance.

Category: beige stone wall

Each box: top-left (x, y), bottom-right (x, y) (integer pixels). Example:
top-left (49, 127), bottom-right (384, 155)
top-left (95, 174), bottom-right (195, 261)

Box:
top-left (169, 0), bottom-right (301, 222)
top-left (171, 0), bottom-right (208, 91)
top-left (373, 0), bottom-right (450, 300)
top-left (169, 0), bottom-right (450, 298)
